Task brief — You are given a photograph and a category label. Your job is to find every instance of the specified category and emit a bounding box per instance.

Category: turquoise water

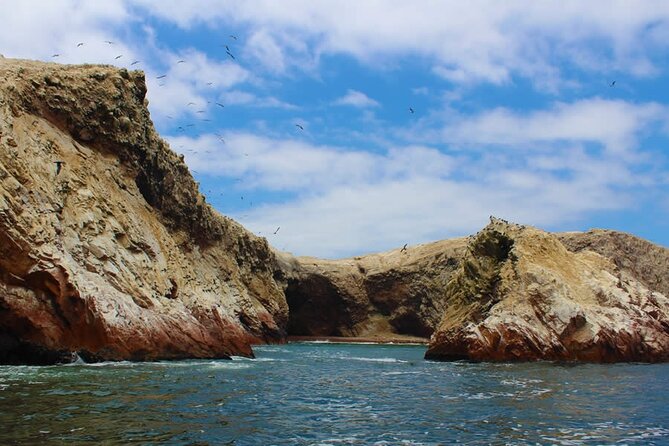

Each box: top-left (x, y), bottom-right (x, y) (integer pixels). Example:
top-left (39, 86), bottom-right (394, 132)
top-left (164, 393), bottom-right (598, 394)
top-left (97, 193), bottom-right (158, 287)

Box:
top-left (0, 342), bottom-right (667, 445)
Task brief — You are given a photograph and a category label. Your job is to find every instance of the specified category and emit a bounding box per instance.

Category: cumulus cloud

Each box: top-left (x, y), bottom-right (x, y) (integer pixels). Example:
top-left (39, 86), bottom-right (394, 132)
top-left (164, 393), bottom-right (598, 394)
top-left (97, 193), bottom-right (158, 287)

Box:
top-left (130, 1), bottom-right (669, 88)
top-left (440, 99), bottom-right (667, 154)
top-left (0, 0), bottom-right (130, 62)
top-left (333, 89), bottom-right (380, 108)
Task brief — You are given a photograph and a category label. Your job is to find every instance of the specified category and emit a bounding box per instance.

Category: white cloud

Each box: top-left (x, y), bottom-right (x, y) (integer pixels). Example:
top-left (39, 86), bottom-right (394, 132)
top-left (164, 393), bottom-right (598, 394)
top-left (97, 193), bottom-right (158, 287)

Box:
top-left (167, 133), bottom-right (454, 192)
top-left (333, 89), bottom-right (380, 108)
top-left (220, 90), bottom-right (298, 109)
top-left (245, 29), bottom-right (286, 73)
top-left (142, 48), bottom-right (251, 122)
top-left (130, 1), bottom-right (669, 88)
top-left (0, 0), bottom-right (130, 63)
top-left (440, 99), bottom-right (666, 154)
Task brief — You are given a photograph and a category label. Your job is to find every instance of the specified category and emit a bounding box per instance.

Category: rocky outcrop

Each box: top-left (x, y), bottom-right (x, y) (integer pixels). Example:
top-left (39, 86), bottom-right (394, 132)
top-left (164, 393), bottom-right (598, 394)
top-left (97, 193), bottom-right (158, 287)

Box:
top-left (275, 238), bottom-right (467, 340)
top-left (425, 218), bottom-right (669, 362)
top-left (2, 58), bottom-right (667, 364)
top-left (0, 58), bottom-right (287, 364)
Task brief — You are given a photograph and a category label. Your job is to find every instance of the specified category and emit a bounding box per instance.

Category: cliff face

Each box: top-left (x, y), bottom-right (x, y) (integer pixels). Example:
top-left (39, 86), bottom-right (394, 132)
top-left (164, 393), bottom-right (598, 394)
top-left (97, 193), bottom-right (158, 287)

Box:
top-left (0, 58), bottom-right (287, 364)
top-left (2, 58), bottom-right (668, 364)
top-left (425, 219), bottom-right (669, 362)
top-left (276, 238), bottom-right (467, 340)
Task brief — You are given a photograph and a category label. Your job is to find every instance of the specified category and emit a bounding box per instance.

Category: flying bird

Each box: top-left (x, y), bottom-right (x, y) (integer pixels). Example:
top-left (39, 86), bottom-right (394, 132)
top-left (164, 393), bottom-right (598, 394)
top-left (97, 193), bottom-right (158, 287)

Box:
top-left (104, 40), bottom-right (114, 45)
top-left (273, 227), bottom-right (280, 234)
top-left (609, 80), bottom-right (616, 87)
top-left (226, 50), bottom-right (235, 60)
top-left (230, 35), bottom-right (238, 40)
top-left (76, 42), bottom-right (84, 47)
top-left (54, 161), bottom-right (65, 175)
top-left (177, 60), bottom-right (185, 64)
top-left (115, 55), bottom-right (123, 59)
top-left (51, 54), bottom-right (60, 58)
top-left (130, 60), bottom-right (140, 65)
top-left (187, 102), bottom-right (196, 106)
top-left (408, 107), bottom-right (415, 114)
top-left (156, 74), bottom-right (167, 79)
top-left (401, 243), bottom-right (407, 253)
top-left (216, 103), bottom-right (225, 108)
top-left (206, 82), bottom-right (214, 86)
top-left (295, 124), bottom-right (304, 130)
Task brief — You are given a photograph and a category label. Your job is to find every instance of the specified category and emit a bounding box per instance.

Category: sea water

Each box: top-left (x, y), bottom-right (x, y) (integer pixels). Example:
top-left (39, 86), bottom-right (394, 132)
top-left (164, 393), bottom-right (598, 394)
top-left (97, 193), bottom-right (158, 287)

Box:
top-left (0, 342), bottom-right (667, 445)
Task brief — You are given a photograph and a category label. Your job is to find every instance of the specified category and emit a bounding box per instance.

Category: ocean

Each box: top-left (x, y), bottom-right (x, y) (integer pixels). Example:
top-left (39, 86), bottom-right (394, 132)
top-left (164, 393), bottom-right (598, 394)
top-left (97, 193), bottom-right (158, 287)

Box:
top-left (0, 342), bottom-right (667, 445)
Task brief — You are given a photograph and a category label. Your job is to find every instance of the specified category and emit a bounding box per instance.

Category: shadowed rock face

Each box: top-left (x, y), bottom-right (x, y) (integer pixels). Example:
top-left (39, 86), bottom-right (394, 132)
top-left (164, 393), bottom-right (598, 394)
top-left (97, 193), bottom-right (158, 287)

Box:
top-left (275, 239), bottom-right (468, 340)
top-left (425, 219), bottom-right (669, 362)
top-left (0, 58), bottom-right (288, 363)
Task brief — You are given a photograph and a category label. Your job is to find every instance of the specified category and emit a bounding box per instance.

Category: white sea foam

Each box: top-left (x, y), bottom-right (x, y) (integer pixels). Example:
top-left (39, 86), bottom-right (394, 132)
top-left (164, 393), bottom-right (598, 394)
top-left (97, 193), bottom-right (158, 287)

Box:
top-left (348, 357), bottom-right (408, 363)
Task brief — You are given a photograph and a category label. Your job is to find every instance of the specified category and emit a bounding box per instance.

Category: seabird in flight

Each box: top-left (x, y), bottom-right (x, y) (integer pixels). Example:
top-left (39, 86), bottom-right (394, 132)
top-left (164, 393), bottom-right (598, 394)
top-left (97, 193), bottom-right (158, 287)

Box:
top-left (295, 124), bottom-right (304, 130)
top-left (274, 227), bottom-right (280, 234)
top-left (76, 42), bottom-right (84, 47)
top-left (156, 74), bottom-right (167, 79)
top-left (409, 107), bottom-right (415, 114)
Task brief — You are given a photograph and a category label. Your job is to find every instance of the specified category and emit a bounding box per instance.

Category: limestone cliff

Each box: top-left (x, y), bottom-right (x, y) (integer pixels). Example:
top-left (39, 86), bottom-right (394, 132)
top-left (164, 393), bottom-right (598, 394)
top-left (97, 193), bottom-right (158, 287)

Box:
top-left (425, 219), bottom-right (669, 362)
top-left (0, 58), bottom-right (287, 364)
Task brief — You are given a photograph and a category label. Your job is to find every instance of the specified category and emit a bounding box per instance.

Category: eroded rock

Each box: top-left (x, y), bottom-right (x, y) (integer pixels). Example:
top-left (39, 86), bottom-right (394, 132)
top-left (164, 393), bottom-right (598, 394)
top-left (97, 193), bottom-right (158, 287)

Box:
top-left (0, 58), bottom-right (288, 363)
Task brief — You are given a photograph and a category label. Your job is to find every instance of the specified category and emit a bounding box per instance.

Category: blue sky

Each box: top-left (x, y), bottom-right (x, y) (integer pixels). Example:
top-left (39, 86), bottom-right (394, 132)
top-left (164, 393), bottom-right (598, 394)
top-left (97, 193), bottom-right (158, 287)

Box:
top-left (2, 1), bottom-right (669, 257)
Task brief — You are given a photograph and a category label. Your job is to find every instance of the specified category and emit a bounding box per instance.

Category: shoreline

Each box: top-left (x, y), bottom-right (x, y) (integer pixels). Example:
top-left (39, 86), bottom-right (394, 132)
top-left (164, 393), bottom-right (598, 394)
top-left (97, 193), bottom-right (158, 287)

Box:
top-left (286, 335), bottom-right (430, 345)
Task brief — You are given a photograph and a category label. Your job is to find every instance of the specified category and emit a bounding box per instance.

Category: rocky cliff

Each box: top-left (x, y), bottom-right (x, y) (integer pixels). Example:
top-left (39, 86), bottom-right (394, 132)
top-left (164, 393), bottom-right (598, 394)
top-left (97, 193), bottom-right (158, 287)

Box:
top-left (2, 58), bottom-right (668, 364)
top-left (0, 58), bottom-right (287, 364)
top-left (425, 218), bottom-right (669, 362)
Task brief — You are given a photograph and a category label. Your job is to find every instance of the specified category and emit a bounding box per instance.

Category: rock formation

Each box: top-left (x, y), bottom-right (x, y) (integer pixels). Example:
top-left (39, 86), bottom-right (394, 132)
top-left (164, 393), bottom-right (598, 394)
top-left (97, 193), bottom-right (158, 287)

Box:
top-left (425, 218), bottom-right (669, 362)
top-left (1, 58), bottom-right (668, 364)
top-left (0, 58), bottom-right (287, 364)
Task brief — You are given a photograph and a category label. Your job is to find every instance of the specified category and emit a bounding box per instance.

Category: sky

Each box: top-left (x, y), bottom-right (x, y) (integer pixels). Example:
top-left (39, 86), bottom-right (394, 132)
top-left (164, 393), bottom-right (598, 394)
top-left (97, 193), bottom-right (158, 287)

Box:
top-left (1, 1), bottom-right (668, 258)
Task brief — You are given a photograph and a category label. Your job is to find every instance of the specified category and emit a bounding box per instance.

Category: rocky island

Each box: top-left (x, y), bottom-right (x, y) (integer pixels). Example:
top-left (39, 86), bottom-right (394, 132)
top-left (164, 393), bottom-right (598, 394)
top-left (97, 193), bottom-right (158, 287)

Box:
top-left (1, 57), bottom-right (667, 364)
